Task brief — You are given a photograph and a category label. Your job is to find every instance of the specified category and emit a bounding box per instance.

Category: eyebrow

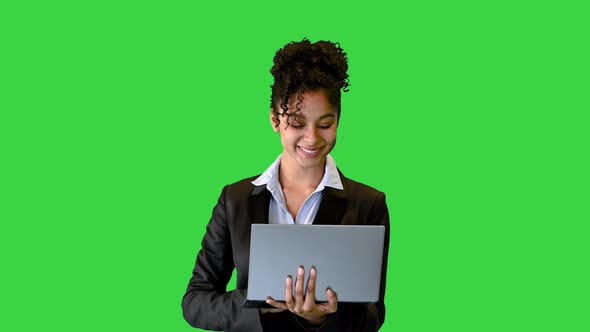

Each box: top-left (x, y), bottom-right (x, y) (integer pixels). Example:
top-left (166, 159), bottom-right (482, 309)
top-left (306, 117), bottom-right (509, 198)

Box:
top-left (291, 114), bottom-right (336, 120)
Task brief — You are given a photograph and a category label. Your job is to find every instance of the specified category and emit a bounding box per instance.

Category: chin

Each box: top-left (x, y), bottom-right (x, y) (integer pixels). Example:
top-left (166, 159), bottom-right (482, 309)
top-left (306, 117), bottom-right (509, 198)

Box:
top-left (297, 155), bottom-right (327, 168)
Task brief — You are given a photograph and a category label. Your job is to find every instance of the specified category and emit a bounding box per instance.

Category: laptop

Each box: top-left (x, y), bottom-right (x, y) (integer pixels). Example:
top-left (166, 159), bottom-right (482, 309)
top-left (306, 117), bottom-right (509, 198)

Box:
top-left (242, 224), bottom-right (385, 308)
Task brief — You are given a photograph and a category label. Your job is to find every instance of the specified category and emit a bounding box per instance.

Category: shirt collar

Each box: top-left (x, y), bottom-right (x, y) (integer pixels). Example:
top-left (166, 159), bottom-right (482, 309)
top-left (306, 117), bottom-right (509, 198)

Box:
top-left (251, 154), bottom-right (344, 191)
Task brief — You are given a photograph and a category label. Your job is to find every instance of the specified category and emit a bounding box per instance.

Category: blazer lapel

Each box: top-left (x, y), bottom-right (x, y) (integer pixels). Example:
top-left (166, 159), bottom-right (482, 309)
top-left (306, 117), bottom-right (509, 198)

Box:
top-left (313, 186), bottom-right (347, 225)
top-left (248, 185), bottom-right (271, 224)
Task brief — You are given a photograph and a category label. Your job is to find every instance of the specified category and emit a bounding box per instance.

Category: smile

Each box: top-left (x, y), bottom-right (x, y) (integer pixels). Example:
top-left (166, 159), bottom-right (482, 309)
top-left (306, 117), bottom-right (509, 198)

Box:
top-left (298, 146), bottom-right (323, 156)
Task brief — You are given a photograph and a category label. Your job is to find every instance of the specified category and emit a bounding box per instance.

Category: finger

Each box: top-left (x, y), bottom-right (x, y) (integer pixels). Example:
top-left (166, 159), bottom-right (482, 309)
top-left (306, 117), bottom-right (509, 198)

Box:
top-left (284, 275), bottom-right (295, 309)
top-left (303, 266), bottom-right (317, 310)
top-left (266, 296), bottom-right (288, 310)
top-left (325, 288), bottom-right (338, 313)
top-left (261, 309), bottom-right (286, 313)
top-left (294, 266), bottom-right (305, 310)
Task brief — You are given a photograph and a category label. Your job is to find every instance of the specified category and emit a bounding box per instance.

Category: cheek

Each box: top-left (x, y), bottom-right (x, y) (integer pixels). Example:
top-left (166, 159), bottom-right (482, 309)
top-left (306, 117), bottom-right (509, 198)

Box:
top-left (282, 128), bottom-right (302, 142)
top-left (326, 129), bottom-right (337, 144)
top-left (279, 131), bottom-right (295, 146)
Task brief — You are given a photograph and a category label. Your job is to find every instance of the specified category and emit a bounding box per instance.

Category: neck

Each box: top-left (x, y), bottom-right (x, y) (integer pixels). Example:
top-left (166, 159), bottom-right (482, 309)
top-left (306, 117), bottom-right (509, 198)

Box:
top-left (279, 158), bottom-right (325, 191)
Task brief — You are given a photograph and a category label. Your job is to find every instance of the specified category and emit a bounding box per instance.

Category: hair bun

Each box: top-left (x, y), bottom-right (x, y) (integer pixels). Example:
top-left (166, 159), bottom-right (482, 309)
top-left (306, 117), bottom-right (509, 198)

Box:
top-left (271, 38), bottom-right (349, 91)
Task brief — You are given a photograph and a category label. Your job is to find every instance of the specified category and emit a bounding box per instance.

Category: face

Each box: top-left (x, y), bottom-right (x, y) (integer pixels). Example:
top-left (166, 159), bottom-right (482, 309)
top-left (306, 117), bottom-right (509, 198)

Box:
top-left (271, 90), bottom-right (338, 171)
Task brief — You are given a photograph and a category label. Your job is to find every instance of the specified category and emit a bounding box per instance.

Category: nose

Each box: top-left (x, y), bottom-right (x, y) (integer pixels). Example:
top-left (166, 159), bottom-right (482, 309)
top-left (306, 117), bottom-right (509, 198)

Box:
top-left (304, 126), bottom-right (319, 143)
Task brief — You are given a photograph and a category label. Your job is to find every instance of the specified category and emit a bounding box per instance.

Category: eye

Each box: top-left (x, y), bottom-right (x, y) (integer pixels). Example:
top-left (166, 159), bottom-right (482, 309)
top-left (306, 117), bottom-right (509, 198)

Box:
top-left (290, 123), bottom-right (304, 129)
top-left (319, 124), bottom-right (334, 129)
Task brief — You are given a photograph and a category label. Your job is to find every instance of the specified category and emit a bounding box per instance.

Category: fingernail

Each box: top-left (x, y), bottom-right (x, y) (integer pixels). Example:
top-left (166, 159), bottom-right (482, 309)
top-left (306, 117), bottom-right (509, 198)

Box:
top-left (298, 267), bottom-right (304, 275)
top-left (310, 267), bottom-right (316, 275)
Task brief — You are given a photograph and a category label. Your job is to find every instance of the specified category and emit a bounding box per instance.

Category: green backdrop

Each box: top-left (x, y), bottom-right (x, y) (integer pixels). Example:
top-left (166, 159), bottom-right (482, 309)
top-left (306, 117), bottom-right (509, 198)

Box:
top-left (1, 1), bottom-right (588, 331)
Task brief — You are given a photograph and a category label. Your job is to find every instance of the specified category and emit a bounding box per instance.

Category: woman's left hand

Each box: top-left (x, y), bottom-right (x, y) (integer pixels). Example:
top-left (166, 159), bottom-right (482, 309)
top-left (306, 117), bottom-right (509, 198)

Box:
top-left (266, 266), bottom-right (338, 325)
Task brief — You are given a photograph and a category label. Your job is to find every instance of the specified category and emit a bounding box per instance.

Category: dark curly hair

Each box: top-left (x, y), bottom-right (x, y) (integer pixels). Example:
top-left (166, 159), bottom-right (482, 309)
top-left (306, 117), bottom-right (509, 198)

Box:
top-left (270, 38), bottom-right (350, 127)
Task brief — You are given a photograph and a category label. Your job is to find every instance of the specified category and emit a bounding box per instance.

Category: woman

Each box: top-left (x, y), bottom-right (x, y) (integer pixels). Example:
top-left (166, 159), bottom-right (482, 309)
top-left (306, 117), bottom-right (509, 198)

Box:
top-left (182, 38), bottom-right (390, 332)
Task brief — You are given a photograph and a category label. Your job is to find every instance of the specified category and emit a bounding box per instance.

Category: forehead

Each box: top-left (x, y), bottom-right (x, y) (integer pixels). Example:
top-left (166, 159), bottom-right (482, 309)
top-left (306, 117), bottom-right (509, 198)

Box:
top-left (286, 90), bottom-right (337, 117)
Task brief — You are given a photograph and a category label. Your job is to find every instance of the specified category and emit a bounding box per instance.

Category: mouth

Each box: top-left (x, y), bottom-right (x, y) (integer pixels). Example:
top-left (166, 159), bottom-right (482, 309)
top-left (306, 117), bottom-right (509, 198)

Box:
top-left (297, 146), bottom-right (323, 156)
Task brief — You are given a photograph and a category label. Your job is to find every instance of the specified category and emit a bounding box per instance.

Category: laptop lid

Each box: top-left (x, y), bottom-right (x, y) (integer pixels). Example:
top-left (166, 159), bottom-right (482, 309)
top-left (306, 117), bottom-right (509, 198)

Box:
top-left (243, 224), bottom-right (385, 308)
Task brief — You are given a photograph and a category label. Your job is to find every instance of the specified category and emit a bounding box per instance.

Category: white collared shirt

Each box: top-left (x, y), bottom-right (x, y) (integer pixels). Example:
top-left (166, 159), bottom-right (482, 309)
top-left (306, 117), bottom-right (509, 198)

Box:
top-left (251, 154), bottom-right (344, 224)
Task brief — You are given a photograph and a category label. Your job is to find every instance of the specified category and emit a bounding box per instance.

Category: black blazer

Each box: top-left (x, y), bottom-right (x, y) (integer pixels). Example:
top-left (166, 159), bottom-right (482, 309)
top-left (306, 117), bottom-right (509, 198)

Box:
top-left (182, 172), bottom-right (390, 332)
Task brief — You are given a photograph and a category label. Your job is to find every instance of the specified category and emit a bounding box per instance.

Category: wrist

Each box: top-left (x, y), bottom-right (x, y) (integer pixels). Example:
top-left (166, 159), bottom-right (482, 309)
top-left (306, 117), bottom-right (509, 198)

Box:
top-left (304, 315), bottom-right (328, 326)
top-left (294, 314), bottom-right (330, 330)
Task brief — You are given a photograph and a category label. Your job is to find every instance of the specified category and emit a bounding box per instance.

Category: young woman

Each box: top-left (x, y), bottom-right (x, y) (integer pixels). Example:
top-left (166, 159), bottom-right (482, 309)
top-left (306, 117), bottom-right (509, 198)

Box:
top-left (182, 38), bottom-right (390, 332)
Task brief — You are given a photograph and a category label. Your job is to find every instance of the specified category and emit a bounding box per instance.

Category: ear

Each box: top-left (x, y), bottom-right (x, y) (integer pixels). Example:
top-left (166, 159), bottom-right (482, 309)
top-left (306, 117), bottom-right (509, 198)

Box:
top-left (270, 109), bottom-right (280, 132)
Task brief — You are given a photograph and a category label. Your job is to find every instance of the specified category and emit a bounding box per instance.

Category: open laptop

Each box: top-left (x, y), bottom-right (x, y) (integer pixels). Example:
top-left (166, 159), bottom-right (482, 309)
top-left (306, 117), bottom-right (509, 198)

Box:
top-left (242, 224), bottom-right (385, 308)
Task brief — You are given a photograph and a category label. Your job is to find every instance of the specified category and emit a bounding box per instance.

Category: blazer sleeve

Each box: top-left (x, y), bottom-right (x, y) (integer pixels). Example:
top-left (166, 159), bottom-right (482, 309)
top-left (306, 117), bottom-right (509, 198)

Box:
top-left (181, 185), bottom-right (260, 331)
top-left (316, 191), bottom-right (390, 332)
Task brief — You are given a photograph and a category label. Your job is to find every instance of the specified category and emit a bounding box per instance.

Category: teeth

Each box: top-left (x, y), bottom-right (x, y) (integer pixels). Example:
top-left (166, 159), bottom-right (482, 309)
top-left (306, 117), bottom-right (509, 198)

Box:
top-left (300, 147), bottom-right (319, 154)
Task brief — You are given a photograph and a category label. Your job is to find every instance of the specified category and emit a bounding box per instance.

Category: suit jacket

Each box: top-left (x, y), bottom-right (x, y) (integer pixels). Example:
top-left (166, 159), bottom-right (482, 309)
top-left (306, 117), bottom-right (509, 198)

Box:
top-left (182, 171), bottom-right (390, 332)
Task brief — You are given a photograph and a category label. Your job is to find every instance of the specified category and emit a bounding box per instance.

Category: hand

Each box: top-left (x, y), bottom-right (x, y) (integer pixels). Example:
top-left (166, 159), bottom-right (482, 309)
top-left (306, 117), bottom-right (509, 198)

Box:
top-left (266, 266), bottom-right (338, 325)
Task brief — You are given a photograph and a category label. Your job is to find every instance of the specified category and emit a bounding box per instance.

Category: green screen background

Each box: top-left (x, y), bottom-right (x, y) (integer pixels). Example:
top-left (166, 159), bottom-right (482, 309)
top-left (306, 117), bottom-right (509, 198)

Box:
top-left (1, 1), bottom-right (588, 331)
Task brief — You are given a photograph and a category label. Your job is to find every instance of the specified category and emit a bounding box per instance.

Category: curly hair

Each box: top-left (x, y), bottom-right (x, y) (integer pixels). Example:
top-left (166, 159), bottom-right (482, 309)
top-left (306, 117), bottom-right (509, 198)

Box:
top-left (270, 38), bottom-right (350, 127)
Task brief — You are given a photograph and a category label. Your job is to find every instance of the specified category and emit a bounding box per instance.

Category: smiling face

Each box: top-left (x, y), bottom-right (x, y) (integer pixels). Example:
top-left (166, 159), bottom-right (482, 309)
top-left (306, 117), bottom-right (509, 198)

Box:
top-left (271, 90), bottom-right (338, 172)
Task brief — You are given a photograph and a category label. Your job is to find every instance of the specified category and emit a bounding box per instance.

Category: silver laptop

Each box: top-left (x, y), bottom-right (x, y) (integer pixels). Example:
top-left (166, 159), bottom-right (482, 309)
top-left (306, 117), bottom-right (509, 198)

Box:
top-left (242, 224), bottom-right (385, 308)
